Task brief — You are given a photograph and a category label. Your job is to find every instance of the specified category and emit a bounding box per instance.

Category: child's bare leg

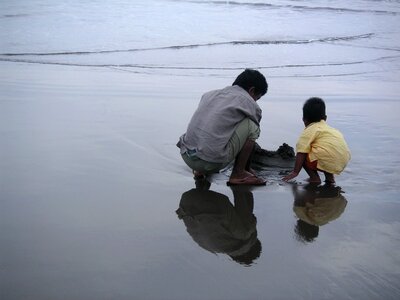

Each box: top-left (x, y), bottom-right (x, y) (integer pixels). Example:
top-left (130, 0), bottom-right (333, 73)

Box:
top-left (303, 163), bottom-right (321, 184)
top-left (323, 172), bottom-right (335, 184)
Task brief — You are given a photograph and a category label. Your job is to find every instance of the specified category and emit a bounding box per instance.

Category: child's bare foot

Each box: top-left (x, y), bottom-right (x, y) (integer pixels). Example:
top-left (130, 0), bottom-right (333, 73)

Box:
top-left (324, 172), bottom-right (335, 184)
top-left (305, 176), bottom-right (321, 184)
top-left (303, 168), bottom-right (321, 184)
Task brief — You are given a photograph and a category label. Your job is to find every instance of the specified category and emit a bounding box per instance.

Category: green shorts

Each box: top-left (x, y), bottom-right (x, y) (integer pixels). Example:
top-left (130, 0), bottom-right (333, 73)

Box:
top-left (182, 118), bottom-right (260, 174)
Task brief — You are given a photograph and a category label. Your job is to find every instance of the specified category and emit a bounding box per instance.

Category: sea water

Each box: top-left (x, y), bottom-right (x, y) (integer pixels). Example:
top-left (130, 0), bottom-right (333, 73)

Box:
top-left (1, 0), bottom-right (400, 84)
top-left (1, 1), bottom-right (400, 299)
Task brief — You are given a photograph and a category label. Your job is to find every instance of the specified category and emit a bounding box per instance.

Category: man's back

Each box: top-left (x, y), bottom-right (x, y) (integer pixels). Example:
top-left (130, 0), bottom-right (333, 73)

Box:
top-left (179, 85), bottom-right (261, 163)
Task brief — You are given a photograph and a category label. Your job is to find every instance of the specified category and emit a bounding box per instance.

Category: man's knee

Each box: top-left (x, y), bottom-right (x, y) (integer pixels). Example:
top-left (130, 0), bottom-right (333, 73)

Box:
top-left (227, 118), bottom-right (260, 161)
top-left (247, 119), bottom-right (260, 140)
top-left (236, 118), bottom-right (259, 141)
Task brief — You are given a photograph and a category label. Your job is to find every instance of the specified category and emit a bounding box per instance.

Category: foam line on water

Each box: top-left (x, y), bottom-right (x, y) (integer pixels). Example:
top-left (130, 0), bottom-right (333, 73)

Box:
top-left (1, 54), bottom-right (398, 70)
top-left (178, 0), bottom-right (400, 15)
top-left (0, 34), bottom-right (374, 57)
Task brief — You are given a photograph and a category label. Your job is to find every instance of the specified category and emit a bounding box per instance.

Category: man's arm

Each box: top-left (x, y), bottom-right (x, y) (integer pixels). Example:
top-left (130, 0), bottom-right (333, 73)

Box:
top-left (236, 97), bottom-right (262, 125)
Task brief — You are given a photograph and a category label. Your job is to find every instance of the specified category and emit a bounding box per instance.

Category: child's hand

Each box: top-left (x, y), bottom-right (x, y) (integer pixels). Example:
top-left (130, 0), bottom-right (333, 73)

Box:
top-left (282, 171), bottom-right (298, 182)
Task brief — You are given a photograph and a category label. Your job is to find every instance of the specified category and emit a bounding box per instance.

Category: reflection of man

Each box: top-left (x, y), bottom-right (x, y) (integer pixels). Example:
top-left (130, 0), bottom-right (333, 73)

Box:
top-left (176, 179), bottom-right (261, 266)
top-left (292, 184), bottom-right (347, 242)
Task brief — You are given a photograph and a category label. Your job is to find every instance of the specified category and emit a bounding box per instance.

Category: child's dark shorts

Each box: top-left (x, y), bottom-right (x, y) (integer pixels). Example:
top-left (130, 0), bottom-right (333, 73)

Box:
top-left (305, 155), bottom-right (318, 171)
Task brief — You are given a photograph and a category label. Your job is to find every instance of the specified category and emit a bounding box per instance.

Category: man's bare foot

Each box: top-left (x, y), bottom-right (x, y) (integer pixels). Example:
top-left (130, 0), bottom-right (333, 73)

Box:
top-left (228, 170), bottom-right (266, 186)
top-left (230, 170), bottom-right (254, 180)
top-left (247, 167), bottom-right (257, 176)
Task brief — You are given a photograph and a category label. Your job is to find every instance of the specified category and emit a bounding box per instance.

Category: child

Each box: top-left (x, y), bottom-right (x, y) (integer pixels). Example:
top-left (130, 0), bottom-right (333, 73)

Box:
top-left (292, 183), bottom-right (348, 242)
top-left (283, 97), bottom-right (351, 184)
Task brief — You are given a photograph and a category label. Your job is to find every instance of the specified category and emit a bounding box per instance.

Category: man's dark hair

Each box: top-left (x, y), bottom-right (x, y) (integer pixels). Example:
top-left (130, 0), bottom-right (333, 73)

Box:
top-left (303, 97), bottom-right (326, 123)
top-left (230, 239), bottom-right (262, 266)
top-left (232, 69), bottom-right (268, 96)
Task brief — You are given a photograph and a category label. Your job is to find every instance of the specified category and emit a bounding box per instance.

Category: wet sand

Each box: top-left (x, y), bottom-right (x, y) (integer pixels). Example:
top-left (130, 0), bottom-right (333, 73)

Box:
top-left (1, 62), bottom-right (400, 299)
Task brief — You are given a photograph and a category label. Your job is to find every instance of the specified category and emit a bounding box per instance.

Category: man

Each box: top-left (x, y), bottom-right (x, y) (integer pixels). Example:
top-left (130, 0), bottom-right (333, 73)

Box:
top-left (177, 69), bottom-right (268, 185)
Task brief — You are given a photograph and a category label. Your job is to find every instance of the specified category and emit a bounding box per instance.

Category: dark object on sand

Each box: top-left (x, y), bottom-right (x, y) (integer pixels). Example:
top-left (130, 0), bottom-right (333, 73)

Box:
top-left (252, 143), bottom-right (295, 169)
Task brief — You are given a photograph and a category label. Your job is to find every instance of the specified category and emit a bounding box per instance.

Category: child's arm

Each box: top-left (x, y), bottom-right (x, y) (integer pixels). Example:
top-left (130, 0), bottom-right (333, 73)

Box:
top-left (282, 152), bottom-right (307, 181)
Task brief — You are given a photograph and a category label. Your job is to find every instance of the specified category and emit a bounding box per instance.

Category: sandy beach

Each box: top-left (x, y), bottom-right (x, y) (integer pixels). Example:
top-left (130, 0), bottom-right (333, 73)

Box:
top-left (1, 60), bottom-right (400, 299)
top-left (1, 0), bottom-right (400, 298)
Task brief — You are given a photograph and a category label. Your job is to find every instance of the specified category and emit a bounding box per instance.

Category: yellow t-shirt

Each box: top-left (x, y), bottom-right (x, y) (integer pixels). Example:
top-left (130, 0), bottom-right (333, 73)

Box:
top-left (296, 120), bottom-right (351, 174)
top-left (293, 194), bottom-right (348, 226)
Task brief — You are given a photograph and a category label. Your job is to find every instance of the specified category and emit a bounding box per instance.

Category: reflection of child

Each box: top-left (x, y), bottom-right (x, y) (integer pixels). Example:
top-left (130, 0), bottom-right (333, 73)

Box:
top-left (292, 184), bottom-right (348, 243)
top-left (283, 97), bottom-right (351, 184)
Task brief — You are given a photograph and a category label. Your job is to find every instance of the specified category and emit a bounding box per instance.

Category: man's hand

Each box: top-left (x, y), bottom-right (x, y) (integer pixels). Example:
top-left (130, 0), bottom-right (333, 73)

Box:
top-left (282, 171), bottom-right (299, 182)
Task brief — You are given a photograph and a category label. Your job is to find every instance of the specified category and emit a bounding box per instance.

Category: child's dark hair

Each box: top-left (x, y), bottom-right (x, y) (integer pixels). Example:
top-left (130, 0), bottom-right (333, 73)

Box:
top-left (232, 69), bottom-right (268, 96)
top-left (295, 220), bottom-right (319, 243)
top-left (303, 97), bottom-right (327, 123)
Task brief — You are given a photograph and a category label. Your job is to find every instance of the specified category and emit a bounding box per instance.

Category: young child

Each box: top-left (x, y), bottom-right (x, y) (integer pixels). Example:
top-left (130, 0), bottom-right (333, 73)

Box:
top-left (283, 97), bottom-right (351, 184)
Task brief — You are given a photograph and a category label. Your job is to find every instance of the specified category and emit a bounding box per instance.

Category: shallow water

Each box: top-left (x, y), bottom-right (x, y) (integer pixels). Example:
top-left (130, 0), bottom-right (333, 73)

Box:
top-left (1, 0), bottom-right (400, 299)
top-left (1, 63), bottom-right (400, 299)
